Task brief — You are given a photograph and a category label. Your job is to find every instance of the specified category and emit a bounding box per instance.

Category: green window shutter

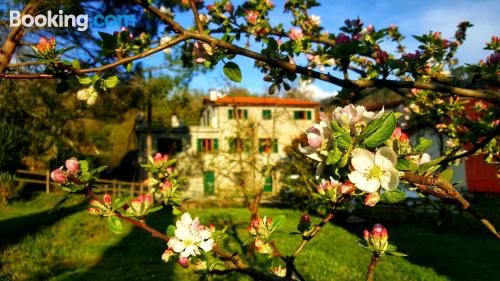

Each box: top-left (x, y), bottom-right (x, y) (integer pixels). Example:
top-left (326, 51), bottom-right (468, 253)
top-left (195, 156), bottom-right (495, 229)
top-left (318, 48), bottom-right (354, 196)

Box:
top-left (258, 139), bottom-right (264, 153)
top-left (263, 110), bottom-right (272, 120)
top-left (273, 139), bottom-right (278, 153)
top-left (243, 109), bottom-right (248, 119)
top-left (204, 172), bottom-right (215, 195)
top-left (293, 111), bottom-right (300, 119)
top-left (228, 138), bottom-right (235, 153)
top-left (213, 138), bottom-right (219, 151)
top-left (197, 139), bottom-right (203, 152)
top-left (307, 111), bottom-right (312, 120)
top-left (263, 176), bottom-right (273, 192)
top-left (244, 139), bottom-right (251, 152)
top-left (228, 109), bottom-right (233, 119)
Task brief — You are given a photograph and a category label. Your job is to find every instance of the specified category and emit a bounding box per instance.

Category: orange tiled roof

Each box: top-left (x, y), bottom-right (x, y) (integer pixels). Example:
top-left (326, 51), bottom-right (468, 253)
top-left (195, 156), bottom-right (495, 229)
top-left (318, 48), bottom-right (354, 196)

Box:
top-left (204, 96), bottom-right (320, 107)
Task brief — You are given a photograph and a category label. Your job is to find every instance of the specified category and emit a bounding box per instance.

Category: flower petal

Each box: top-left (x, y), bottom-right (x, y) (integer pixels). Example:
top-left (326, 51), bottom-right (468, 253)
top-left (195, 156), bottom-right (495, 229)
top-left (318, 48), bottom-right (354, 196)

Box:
top-left (351, 148), bottom-right (374, 173)
top-left (348, 171), bottom-right (368, 188)
top-left (381, 171), bottom-right (400, 190)
top-left (199, 239), bottom-right (214, 252)
top-left (374, 147), bottom-right (397, 171)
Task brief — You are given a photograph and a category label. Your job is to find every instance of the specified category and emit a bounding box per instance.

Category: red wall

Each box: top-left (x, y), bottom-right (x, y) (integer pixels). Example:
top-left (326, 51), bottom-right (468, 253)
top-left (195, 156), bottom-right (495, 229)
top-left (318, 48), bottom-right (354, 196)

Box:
top-left (465, 155), bottom-right (500, 193)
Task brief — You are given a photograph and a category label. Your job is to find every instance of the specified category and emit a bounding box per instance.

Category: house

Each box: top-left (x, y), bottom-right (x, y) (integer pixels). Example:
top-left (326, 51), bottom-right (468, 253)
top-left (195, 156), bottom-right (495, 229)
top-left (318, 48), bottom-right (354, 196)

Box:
top-left (136, 91), bottom-right (320, 199)
top-left (184, 91), bottom-right (320, 199)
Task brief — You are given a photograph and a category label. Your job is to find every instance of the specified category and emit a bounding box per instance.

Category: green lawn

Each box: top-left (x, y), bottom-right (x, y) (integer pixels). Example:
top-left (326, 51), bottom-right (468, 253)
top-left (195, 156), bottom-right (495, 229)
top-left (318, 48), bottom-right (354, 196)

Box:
top-left (1, 193), bottom-right (498, 281)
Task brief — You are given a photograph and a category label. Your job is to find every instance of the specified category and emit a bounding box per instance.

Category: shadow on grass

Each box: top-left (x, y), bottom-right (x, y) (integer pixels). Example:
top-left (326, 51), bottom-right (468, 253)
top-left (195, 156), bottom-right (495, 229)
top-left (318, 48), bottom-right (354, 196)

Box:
top-left (0, 201), bottom-right (85, 251)
top-left (54, 208), bottom-right (179, 281)
top-left (334, 196), bottom-right (500, 281)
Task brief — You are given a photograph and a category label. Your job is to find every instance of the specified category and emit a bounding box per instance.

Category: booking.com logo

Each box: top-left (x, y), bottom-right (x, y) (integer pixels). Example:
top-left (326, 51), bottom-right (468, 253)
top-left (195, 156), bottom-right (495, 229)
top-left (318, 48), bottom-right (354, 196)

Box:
top-left (9, 10), bottom-right (136, 31)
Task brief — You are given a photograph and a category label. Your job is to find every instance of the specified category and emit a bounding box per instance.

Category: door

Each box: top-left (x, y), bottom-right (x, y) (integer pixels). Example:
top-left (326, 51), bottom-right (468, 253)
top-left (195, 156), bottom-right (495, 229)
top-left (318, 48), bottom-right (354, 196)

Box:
top-left (203, 171), bottom-right (215, 195)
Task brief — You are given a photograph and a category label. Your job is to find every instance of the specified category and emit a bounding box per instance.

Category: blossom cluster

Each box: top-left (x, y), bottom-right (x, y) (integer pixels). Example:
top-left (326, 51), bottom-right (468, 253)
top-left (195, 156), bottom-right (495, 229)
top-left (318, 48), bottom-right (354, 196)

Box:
top-left (88, 193), bottom-right (113, 216)
top-left (247, 216), bottom-right (277, 254)
top-left (162, 213), bottom-right (214, 268)
top-left (362, 223), bottom-right (389, 255)
top-left (50, 157), bottom-right (80, 184)
top-left (125, 194), bottom-right (154, 217)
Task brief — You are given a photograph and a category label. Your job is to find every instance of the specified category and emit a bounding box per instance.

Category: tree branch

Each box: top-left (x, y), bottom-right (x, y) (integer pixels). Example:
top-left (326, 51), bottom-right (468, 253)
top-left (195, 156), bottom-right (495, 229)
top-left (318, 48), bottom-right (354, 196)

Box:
top-left (188, 0), bottom-right (204, 33)
top-left (0, 35), bottom-right (189, 79)
top-left (402, 171), bottom-right (500, 239)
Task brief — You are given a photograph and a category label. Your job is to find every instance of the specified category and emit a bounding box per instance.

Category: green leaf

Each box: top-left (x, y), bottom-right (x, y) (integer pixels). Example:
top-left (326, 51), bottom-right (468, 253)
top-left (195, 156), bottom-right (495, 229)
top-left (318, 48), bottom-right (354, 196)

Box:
top-left (49, 194), bottom-right (72, 213)
top-left (387, 250), bottom-right (408, 257)
top-left (272, 215), bottom-right (286, 231)
top-left (76, 75), bottom-right (92, 85)
top-left (326, 146), bottom-right (342, 166)
top-left (440, 169), bottom-right (453, 182)
top-left (103, 76), bottom-right (119, 88)
top-left (172, 206), bottom-right (183, 216)
top-left (79, 160), bottom-right (89, 173)
top-left (99, 32), bottom-right (117, 49)
top-left (395, 158), bottom-right (418, 171)
top-left (381, 189), bottom-right (406, 204)
top-left (413, 137), bottom-right (432, 153)
top-left (416, 156), bottom-right (445, 175)
top-left (166, 225), bottom-right (176, 237)
top-left (56, 80), bottom-right (69, 93)
top-left (78, 160), bottom-right (89, 173)
top-left (146, 205), bottom-right (163, 214)
top-left (92, 165), bottom-right (108, 175)
top-left (361, 113), bottom-right (390, 138)
top-left (72, 59), bottom-right (81, 70)
top-left (126, 62), bottom-right (133, 72)
top-left (223, 62), bottom-right (242, 83)
top-left (107, 216), bottom-right (124, 234)
top-left (363, 113), bottom-right (396, 147)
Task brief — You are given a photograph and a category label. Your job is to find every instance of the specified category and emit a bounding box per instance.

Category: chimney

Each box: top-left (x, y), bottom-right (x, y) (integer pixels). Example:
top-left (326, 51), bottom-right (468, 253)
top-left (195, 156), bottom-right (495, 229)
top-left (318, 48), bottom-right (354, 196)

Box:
top-left (209, 89), bottom-right (219, 101)
top-left (171, 114), bottom-right (180, 127)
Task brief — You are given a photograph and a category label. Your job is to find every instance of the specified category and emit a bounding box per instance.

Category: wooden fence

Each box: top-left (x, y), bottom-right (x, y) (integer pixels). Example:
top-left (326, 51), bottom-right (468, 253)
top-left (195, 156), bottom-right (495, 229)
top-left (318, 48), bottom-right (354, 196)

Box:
top-left (15, 170), bottom-right (146, 196)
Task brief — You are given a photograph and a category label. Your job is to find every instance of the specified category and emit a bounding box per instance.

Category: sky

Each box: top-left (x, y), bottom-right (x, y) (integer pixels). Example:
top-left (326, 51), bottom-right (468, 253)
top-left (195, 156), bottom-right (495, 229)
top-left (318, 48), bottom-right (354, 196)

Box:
top-left (143, 0), bottom-right (499, 99)
top-left (4, 0), bottom-right (499, 99)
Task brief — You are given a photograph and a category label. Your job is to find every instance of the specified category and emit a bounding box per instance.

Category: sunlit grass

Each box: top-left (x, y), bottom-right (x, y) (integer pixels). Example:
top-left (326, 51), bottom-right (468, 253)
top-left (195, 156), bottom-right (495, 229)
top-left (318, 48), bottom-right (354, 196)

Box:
top-left (1, 194), bottom-right (498, 281)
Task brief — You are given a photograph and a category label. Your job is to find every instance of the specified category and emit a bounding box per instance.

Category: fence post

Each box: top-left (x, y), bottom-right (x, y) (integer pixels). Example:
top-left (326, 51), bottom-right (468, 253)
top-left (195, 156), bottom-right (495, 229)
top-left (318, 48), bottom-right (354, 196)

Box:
top-left (140, 182), bottom-right (144, 195)
top-left (45, 170), bottom-right (50, 194)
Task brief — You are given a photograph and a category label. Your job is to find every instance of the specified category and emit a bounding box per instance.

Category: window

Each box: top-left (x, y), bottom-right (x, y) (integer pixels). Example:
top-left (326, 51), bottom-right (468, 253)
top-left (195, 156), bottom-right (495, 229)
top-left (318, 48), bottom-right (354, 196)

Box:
top-left (262, 109), bottom-right (272, 120)
top-left (228, 138), bottom-right (250, 153)
top-left (233, 172), bottom-right (245, 186)
top-left (263, 176), bottom-right (273, 192)
top-left (258, 138), bottom-right (278, 154)
top-left (293, 110), bottom-right (312, 120)
top-left (203, 171), bottom-right (215, 195)
top-left (228, 109), bottom-right (248, 119)
top-left (197, 138), bottom-right (218, 153)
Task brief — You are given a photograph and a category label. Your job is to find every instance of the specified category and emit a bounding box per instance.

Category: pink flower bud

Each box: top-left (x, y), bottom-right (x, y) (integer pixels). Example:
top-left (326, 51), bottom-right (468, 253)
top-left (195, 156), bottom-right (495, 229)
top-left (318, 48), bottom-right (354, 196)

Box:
top-left (103, 193), bottom-right (112, 206)
top-left (300, 214), bottom-right (310, 224)
top-left (161, 248), bottom-right (174, 262)
top-left (340, 181), bottom-right (355, 194)
top-left (363, 229), bottom-right (370, 240)
top-left (245, 10), bottom-right (259, 25)
top-left (364, 192), bottom-right (380, 207)
top-left (289, 28), bottom-right (303, 41)
top-left (306, 127), bottom-right (322, 148)
top-left (266, 217), bottom-right (273, 227)
top-left (225, 2), bottom-right (234, 13)
top-left (392, 127), bottom-right (402, 138)
top-left (400, 133), bottom-right (409, 142)
top-left (136, 195), bottom-right (144, 203)
top-left (50, 168), bottom-right (67, 184)
top-left (144, 194), bottom-right (153, 204)
top-left (161, 180), bottom-right (173, 191)
top-left (433, 32), bottom-right (441, 40)
top-left (195, 57), bottom-right (206, 64)
top-left (178, 257), bottom-right (189, 268)
top-left (372, 223), bottom-right (384, 235)
top-left (65, 157), bottom-right (80, 174)
top-left (336, 33), bottom-right (350, 45)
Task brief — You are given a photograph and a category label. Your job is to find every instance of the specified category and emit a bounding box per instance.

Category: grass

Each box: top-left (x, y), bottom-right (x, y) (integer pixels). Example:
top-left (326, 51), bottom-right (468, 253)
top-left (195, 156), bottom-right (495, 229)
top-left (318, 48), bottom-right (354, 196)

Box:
top-left (0, 193), bottom-right (499, 281)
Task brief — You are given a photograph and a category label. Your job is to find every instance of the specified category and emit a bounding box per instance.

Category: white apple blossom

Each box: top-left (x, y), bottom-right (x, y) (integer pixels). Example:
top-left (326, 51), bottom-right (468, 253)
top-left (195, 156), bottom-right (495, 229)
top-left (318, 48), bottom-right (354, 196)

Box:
top-left (167, 213), bottom-right (214, 259)
top-left (333, 104), bottom-right (384, 128)
top-left (298, 114), bottom-right (332, 162)
top-left (348, 147), bottom-right (400, 193)
top-left (409, 153), bottom-right (431, 165)
top-left (309, 15), bottom-right (321, 26)
top-left (160, 36), bottom-right (172, 54)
